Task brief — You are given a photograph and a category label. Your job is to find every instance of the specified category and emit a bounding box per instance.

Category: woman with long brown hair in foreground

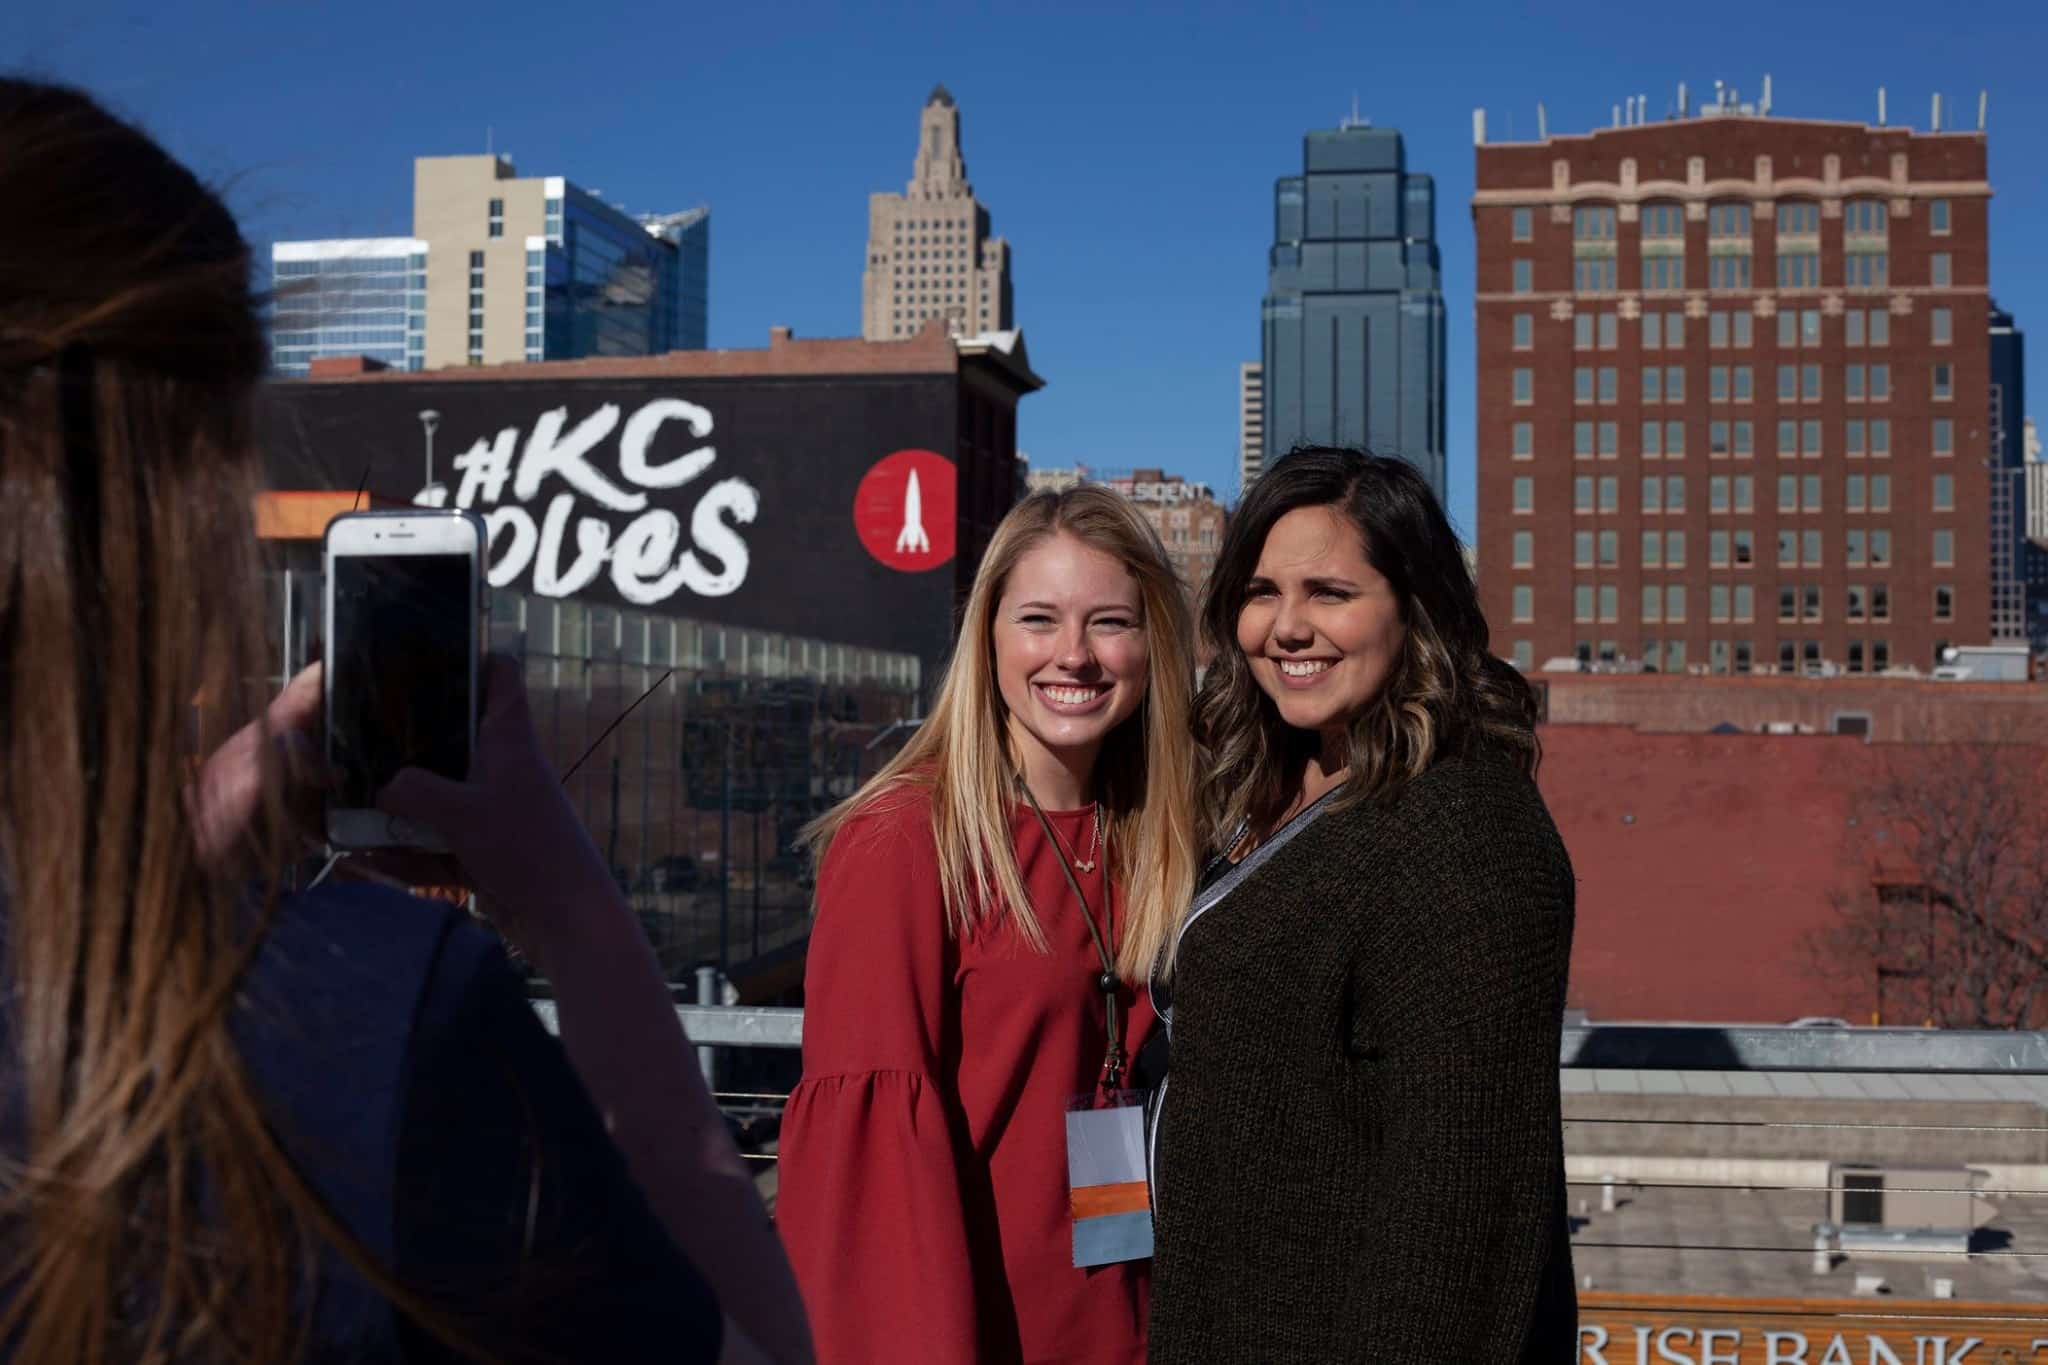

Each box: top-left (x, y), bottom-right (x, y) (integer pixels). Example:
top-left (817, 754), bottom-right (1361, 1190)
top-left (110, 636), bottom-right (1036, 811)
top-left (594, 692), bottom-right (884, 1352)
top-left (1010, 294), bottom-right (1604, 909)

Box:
top-left (0, 77), bottom-right (809, 1363)
top-left (777, 487), bottom-right (1199, 1363)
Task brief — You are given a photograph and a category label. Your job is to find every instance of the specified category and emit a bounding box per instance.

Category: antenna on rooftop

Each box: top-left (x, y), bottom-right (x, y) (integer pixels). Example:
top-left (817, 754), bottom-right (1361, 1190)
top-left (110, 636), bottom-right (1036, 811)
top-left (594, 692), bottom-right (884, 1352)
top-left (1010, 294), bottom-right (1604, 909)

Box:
top-left (1341, 93), bottom-right (1368, 130)
top-left (1678, 81), bottom-right (1689, 118)
top-left (1979, 89), bottom-right (1988, 131)
top-left (1878, 86), bottom-right (1887, 125)
top-left (1932, 91), bottom-right (1943, 131)
top-left (1761, 73), bottom-right (1773, 116)
top-left (1537, 102), bottom-right (1548, 140)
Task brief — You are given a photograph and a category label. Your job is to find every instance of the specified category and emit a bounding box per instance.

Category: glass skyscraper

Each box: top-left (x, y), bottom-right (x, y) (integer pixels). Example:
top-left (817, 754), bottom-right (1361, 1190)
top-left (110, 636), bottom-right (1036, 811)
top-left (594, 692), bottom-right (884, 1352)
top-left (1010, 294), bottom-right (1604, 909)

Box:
top-left (519, 183), bottom-right (711, 363)
top-left (1261, 123), bottom-right (1446, 501)
top-left (269, 239), bottom-right (427, 376)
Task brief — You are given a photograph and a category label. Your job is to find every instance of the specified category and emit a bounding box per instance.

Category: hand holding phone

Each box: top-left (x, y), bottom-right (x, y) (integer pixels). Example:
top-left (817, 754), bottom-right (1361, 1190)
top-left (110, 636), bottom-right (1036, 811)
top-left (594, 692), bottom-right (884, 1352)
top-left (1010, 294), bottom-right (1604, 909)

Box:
top-left (323, 510), bottom-right (485, 850)
top-left (375, 654), bottom-right (622, 970)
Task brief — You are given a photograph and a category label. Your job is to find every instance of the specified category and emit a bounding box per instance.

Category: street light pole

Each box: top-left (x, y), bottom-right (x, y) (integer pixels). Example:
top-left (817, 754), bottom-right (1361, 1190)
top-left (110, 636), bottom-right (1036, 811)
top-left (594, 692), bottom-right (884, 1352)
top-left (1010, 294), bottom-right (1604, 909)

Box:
top-left (417, 408), bottom-right (440, 500)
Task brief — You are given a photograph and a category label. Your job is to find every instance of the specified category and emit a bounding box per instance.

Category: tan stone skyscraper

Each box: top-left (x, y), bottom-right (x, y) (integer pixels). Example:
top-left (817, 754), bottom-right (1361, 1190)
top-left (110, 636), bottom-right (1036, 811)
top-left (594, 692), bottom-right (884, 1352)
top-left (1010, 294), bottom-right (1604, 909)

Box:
top-left (862, 85), bottom-right (1013, 340)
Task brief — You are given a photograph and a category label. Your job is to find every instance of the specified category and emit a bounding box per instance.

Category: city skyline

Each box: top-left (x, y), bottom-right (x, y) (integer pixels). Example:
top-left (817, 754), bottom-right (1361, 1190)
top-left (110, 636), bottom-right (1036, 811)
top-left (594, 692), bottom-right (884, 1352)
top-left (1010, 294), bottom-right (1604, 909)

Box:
top-left (22, 0), bottom-right (2047, 536)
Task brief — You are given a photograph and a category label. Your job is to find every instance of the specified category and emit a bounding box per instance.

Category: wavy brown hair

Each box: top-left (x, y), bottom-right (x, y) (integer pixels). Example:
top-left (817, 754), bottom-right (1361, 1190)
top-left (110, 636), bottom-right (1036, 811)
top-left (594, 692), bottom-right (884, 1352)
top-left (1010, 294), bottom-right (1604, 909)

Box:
top-left (1194, 447), bottom-right (1539, 854)
top-left (0, 79), bottom-right (479, 1363)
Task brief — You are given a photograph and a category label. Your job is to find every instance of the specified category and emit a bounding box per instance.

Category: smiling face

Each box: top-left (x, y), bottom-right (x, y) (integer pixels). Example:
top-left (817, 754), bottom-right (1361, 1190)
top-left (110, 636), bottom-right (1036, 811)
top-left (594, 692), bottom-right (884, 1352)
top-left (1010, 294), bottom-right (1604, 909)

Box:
top-left (1235, 504), bottom-right (1407, 739)
top-left (992, 532), bottom-right (1150, 798)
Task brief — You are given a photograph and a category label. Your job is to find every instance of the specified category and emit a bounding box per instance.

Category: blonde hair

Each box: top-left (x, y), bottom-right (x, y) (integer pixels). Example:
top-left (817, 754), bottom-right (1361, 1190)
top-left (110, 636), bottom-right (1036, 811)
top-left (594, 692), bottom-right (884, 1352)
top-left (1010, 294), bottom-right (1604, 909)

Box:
top-left (807, 487), bottom-right (1199, 979)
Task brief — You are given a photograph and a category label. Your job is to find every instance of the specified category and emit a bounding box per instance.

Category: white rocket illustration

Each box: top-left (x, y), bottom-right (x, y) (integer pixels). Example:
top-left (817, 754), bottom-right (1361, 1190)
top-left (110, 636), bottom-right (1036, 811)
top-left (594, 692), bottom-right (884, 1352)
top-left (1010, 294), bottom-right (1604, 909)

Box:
top-left (896, 468), bottom-right (931, 554)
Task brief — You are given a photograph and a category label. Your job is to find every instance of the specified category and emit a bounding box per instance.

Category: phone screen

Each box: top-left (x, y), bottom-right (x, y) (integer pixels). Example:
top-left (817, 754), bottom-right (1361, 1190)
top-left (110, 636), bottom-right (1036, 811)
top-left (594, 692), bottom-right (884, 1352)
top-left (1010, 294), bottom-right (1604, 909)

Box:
top-left (328, 552), bottom-right (473, 808)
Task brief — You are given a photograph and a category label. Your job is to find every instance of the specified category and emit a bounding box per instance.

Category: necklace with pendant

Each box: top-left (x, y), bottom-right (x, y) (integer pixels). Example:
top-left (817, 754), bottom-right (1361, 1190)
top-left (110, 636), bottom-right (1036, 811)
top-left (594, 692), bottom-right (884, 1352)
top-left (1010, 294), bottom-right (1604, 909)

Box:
top-left (1071, 803), bottom-right (1102, 873)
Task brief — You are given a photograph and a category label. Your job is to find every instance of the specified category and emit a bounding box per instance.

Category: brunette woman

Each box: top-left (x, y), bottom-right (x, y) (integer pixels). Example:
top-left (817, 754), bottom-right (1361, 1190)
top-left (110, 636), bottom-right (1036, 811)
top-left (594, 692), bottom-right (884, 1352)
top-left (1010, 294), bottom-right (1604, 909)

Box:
top-left (0, 78), bottom-right (805, 1363)
top-left (1148, 447), bottom-right (1577, 1363)
top-left (778, 487), bottom-right (1199, 1364)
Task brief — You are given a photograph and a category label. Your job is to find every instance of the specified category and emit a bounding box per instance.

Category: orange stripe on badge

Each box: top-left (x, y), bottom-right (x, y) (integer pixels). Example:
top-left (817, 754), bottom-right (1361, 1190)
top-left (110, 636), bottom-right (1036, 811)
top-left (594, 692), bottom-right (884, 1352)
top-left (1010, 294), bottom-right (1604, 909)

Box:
top-left (1070, 1181), bottom-right (1150, 1220)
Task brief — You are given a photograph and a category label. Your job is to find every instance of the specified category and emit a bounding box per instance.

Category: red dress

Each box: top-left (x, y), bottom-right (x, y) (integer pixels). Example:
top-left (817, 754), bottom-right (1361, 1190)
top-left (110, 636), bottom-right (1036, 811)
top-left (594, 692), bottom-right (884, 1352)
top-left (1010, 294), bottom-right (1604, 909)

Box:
top-left (778, 785), bottom-right (1155, 1365)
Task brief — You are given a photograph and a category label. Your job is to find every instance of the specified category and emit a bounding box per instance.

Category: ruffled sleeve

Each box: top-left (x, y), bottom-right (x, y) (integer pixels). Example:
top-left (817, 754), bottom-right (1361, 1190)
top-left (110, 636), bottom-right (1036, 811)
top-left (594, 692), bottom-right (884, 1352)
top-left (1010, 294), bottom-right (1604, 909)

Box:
top-left (776, 792), bottom-right (983, 1363)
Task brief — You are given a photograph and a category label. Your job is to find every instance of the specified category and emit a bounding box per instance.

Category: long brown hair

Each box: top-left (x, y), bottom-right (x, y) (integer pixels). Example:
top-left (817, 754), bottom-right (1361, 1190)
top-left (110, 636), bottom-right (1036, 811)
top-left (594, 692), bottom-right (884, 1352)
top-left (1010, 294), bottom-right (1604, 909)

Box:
top-left (806, 487), bottom-right (1200, 979)
top-left (1195, 447), bottom-right (1539, 852)
top-left (0, 78), bottom-right (456, 1363)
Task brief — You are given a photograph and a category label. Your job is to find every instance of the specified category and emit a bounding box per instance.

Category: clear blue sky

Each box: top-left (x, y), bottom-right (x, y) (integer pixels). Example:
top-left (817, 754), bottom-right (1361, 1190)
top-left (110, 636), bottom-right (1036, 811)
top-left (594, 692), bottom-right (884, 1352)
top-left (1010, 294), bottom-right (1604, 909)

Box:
top-left (11, 0), bottom-right (2046, 535)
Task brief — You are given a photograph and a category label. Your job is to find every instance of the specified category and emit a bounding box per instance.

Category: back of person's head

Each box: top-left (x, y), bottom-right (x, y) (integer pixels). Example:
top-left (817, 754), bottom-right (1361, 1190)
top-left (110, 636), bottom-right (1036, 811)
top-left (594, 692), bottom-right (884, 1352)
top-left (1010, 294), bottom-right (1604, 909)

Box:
top-left (808, 485), bottom-right (1199, 978)
top-left (0, 77), bottom-right (354, 1362)
top-left (1195, 446), bottom-right (1539, 844)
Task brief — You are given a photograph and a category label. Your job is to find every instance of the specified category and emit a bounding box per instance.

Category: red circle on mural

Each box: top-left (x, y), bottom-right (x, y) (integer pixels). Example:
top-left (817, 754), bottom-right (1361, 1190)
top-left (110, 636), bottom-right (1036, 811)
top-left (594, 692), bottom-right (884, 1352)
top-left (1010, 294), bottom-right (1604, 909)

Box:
top-left (853, 449), bottom-right (957, 573)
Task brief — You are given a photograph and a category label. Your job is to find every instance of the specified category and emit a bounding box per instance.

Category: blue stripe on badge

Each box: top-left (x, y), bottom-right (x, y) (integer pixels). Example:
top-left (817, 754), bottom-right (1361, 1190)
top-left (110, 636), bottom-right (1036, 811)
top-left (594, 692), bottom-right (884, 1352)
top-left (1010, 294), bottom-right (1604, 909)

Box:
top-left (1073, 1210), bottom-right (1154, 1267)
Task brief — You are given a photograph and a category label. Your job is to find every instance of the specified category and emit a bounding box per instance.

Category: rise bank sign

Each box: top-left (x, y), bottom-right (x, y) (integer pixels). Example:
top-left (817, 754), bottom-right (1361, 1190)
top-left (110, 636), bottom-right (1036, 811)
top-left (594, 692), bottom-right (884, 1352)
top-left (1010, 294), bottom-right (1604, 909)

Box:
top-left (1581, 1326), bottom-right (2040, 1363)
top-left (410, 397), bottom-right (758, 606)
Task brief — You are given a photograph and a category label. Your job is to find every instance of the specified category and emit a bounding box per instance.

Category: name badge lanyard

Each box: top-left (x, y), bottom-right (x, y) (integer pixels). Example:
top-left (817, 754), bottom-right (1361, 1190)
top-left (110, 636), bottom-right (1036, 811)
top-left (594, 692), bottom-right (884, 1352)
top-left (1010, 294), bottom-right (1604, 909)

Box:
top-left (1018, 778), bottom-right (1124, 1092)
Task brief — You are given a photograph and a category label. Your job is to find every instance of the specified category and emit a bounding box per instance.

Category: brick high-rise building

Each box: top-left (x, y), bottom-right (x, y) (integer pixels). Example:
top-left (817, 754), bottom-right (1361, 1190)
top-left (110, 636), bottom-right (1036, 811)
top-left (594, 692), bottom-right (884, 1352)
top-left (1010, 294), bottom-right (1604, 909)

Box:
top-left (1474, 98), bottom-right (1992, 677)
top-left (862, 85), bottom-right (1014, 340)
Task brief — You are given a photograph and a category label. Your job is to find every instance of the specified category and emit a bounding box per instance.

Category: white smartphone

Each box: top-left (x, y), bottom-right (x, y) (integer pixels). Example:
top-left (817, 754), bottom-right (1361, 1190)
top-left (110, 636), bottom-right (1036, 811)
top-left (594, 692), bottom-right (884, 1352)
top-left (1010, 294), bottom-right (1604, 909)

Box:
top-left (322, 509), bottom-right (486, 850)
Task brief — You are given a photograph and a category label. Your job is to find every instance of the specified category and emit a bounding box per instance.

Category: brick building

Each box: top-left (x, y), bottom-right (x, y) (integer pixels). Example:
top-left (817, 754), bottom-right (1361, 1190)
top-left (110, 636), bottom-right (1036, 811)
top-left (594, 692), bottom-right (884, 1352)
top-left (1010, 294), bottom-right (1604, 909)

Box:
top-left (1474, 103), bottom-right (1993, 678)
top-left (1534, 670), bottom-right (2048, 743)
top-left (1101, 468), bottom-right (1227, 595)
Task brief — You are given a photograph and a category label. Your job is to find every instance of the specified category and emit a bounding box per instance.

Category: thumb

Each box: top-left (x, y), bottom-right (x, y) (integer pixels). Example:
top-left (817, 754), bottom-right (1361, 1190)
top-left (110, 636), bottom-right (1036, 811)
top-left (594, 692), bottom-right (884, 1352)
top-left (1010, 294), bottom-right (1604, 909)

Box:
top-left (375, 766), bottom-right (471, 839)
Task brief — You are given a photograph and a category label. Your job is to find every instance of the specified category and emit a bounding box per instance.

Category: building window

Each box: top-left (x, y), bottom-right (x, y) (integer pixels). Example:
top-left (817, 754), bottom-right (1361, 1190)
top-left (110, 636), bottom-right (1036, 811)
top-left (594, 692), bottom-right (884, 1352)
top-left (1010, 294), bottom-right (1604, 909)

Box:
top-left (1513, 314), bottom-right (1533, 349)
top-left (1871, 474), bottom-right (1891, 512)
top-left (1846, 474), bottom-right (1866, 512)
top-left (1777, 249), bottom-right (1819, 289)
top-left (1599, 585), bottom-right (1618, 623)
top-left (1710, 475), bottom-right (1729, 511)
top-left (1644, 530), bottom-right (1664, 567)
top-left (1598, 368), bottom-right (1617, 403)
top-left (1847, 420), bottom-right (1866, 457)
top-left (1642, 369), bottom-right (1662, 404)
top-left (1599, 314), bottom-right (1618, 349)
top-left (1933, 474), bottom-right (1954, 511)
top-left (1734, 421), bottom-right (1753, 458)
top-left (1598, 530), bottom-right (1618, 567)
top-left (1735, 585), bottom-right (1754, 621)
top-left (1873, 641), bottom-right (1890, 671)
top-left (1512, 640), bottom-right (1534, 670)
top-left (1575, 585), bottom-right (1594, 623)
top-left (1574, 314), bottom-right (1593, 350)
top-left (1871, 419), bottom-right (1890, 457)
top-left (1514, 476), bottom-right (1534, 512)
top-left (1666, 368), bottom-right (1685, 403)
top-left (1514, 368), bottom-right (1533, 404)
top-left (1512, 584), bottom-right (1534, 621)
top-left (1933, 417), bottom-right (1953, 457)
top-left (1512, 260), bottom-right (1532, 294)
top-left (1847, 528), bottom-right (1866, 566)
top-left (1667, 530), bottom-right (1686, 567)
top-left (1931, 308), bottom-right (1952, 345)
top-left (1778, 586), bottom-right (1797, 622)
top-left (1512, 207), bottom-right (1533, 241)
top-left (1802, 419), bottom-right (1822, 457)
top-left (1642, 256), bottom-right (1684, 292)
top-left (1803, 585), bottom-right (1823, 622)
top-left (1929, 198), bottom-right (1952, 235)
top-left (1932, 364), bottom-right (1953, 401)
top-left (1512, 532), bottom-right (1534, 568)
top-left (1848, 585), bottom-right (1867, 620)
top-left (1777, 529), bottom-right (1798, 568)
top-left (1575, 257), bottom-right (1617, 292)
top-left (1935, 585), bottom-right (1954, 621)
top-left (1803, 474), bottom-right (1822, 512)
top-left (1710, 312), bottom-right (1729, 347)
top-left (1512, 422), bottom-right (1533, 458)
top-left (1777, 419), bottom-right (1797, 458)
top-left (1844, 199), bottom-right (1887, 235)
top-left (1734, 530), bottom-right (1755, 565)
top-left (1575, 476), bottom-right (1593, 513)
top-left (1575, 531), bottom-right (1594, 567)
top-left (1735, 475), bottom-right (1754, 512)
top-left (487, 197), bottom-right (504, 238)
top-left (1666, 585), bottom-right (1686, 624)
top-left (1575, 421), bottom-right (1594, 458)
top-left (1664, 421), bottom-right (1683, 457)
top-left (1642, 477), bottom-right (1661, 513)
top-left (1844, 250), bottom-right (1886, 288)
top-left (1711, 584), bottom-right (1730, 622)
top-left (1710, 366), bottom-right (1728, 402)
top-left (1574, 206), bottom-right (1617, 240)
top-left (1641, 585), bottom-right (1662, 623)
top-left (1873, 585), bottom-right (1891, 621)
top-left (1709, 202), bottom-right (1752, 237)
top-left (1601, 422), bottom-right (1619, 458)
top-left (1803, 529), bottom-right (1822, 566)
top-left (1574, 368), bottom-right (1593, 404)
top-left (1933, 528), bottom-right (1954, 565)
top-left (1708, 254), bottom-right (1752, 290)
top-left (1598, 476), bottom-right (1618, 513)
top-left (1869, 364), bottom-right (1890, 401)
top-left (1779, 201), bottom-right (1820, 235)
top-left (1710, 529), bottom-right (1729, 566)
top-left (1665, 475), bottom-right (1685, 513)
top-left (1778, 474), bottom-right (1797, 512)
top-left (1930, 253), bottom-right (1952, 287)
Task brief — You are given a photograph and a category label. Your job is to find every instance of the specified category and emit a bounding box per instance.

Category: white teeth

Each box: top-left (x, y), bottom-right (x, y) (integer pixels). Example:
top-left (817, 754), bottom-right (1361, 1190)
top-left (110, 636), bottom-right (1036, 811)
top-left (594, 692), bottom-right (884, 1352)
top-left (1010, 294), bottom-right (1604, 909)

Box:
top-left (1042, 685), bottom-right (1103, 705)
top-left (1278, 660), bottom-right (1331, 677)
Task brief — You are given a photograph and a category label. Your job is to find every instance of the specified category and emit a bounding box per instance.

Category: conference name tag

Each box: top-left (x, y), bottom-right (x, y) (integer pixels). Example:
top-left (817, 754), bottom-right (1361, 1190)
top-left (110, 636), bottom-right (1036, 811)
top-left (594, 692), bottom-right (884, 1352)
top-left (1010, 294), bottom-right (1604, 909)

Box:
top-left (1065, 1091), bottom-right (1152, 1267)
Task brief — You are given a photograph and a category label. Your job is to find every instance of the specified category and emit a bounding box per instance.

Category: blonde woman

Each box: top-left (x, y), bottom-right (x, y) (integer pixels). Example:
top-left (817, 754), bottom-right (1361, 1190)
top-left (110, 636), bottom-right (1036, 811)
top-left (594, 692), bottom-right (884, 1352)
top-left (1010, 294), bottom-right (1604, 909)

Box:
top-left (777, 487), bottom-right (1199, 1364)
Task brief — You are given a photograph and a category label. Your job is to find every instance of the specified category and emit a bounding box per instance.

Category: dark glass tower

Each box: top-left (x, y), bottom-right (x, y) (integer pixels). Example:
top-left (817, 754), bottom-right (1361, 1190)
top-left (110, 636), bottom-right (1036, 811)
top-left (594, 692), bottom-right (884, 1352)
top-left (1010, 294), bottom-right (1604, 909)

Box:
top-left (1261, 123), bottom-right (1446, 502)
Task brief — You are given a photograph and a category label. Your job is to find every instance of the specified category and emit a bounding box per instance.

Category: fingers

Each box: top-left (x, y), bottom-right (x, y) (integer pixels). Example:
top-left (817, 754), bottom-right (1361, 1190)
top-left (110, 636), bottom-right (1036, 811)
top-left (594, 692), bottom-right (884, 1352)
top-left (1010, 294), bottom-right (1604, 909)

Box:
top-left (375, 766), bottom-right (469, 838)
top-left (266, 661), bottom-right (324, 736)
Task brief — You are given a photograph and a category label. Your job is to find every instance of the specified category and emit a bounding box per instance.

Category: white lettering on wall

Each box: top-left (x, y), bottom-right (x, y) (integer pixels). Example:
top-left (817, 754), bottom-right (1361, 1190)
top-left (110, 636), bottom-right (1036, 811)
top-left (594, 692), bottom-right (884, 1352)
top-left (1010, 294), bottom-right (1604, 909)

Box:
top-left (412, 397), bottom-right (758, 606)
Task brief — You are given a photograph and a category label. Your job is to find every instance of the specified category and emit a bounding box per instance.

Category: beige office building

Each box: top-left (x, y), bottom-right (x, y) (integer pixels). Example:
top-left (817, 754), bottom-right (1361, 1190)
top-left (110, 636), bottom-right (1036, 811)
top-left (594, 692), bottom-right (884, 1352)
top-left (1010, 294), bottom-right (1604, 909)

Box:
top-left (862, 86), bottom-right (1013, 340)
top-left (1238, 361), bottom-right (1265, 495)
